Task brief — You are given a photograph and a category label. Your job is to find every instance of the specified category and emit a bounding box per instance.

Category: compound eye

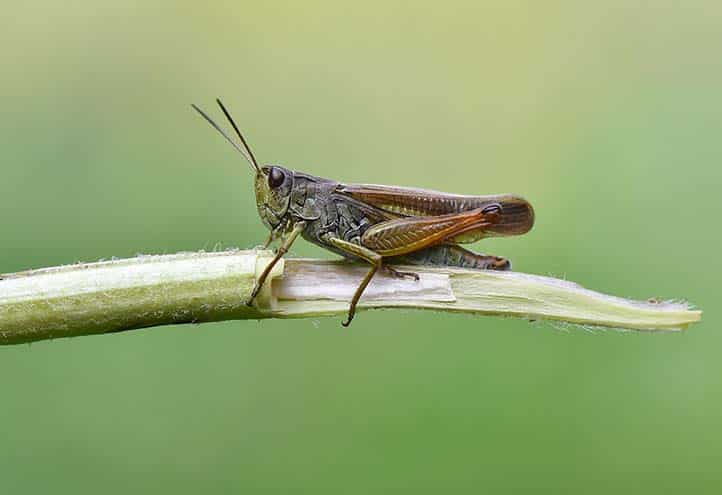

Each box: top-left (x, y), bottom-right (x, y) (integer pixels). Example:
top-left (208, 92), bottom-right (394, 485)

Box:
top-left (267, 167), bottom-right (285, 189)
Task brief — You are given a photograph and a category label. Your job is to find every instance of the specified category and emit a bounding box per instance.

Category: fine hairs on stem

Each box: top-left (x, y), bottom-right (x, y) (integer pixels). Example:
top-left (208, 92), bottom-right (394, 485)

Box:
top-left (0, 250), bottom-right (701, 345)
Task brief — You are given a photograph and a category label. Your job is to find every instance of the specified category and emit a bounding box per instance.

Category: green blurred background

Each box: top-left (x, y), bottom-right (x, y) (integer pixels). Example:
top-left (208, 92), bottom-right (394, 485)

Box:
top-left (1, 1), bottom-right (720, 493)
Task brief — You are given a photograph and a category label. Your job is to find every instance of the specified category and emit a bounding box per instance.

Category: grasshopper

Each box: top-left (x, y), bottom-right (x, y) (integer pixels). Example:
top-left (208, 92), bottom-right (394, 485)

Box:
top-left (192, 99), bottom-right (534, 326)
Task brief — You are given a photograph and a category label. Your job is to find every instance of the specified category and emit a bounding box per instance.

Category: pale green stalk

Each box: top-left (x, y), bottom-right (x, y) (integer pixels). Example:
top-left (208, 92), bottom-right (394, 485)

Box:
top-left (0, 250), bottom-right (701, 345)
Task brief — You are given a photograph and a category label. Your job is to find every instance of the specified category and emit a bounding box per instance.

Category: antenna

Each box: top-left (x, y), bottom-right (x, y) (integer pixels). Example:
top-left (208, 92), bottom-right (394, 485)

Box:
top-left (215, 98), bottom-right (261, 173)
top-left (190, 103), bottom-right (261, 174)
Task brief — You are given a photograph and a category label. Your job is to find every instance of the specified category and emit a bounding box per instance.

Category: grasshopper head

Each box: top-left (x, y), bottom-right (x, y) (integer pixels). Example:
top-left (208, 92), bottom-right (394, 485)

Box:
top-left (191, 99), bottom-right (294, 232)
top-left (254, 165), bottom-right (294, 230)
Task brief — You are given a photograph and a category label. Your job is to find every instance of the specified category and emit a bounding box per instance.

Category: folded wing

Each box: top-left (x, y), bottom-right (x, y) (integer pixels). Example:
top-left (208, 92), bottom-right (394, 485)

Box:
top-left (337, 183), bottom-right (534, 237)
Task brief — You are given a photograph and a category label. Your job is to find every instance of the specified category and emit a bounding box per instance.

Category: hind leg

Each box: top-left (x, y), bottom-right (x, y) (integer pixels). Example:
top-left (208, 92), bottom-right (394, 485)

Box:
top-left (389, 244), bottom-right (511, 271)
top-left (384, 266), bottom-right (420, 281)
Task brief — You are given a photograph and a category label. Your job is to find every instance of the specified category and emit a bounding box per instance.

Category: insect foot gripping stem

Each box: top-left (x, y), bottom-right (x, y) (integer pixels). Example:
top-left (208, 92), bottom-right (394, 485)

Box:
top-left (248, 250), bottom-right (286, 310)
top-left (384, 266), bottom-right (420, 281)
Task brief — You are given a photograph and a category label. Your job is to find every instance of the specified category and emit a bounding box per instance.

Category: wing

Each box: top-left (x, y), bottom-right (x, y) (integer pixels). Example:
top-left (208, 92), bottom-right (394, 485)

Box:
top-left (337, 183), bottom-right (534, 236)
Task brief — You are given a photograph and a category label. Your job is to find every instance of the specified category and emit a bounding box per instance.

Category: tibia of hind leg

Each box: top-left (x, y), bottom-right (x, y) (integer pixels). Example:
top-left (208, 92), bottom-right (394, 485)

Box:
top-left (486, 256), bottom-right (511, 271)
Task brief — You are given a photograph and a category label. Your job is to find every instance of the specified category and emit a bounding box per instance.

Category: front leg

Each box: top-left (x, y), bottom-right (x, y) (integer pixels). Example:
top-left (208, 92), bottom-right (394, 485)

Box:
top-left (261, 230), bottom-right (276, 250)
top-left (260, 221), bottom-right (287, 250)
top-left (247, 221), bottom-right (306, 306)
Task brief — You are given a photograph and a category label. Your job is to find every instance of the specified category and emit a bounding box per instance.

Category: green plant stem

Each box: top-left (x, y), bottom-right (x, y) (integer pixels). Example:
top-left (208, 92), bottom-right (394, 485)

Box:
top-left (0, 250), bottom-right (701, 345)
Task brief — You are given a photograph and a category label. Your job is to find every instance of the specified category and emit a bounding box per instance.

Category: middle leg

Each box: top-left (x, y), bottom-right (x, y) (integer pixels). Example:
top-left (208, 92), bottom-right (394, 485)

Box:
top-left (324, 235), bottom-right (383, 327)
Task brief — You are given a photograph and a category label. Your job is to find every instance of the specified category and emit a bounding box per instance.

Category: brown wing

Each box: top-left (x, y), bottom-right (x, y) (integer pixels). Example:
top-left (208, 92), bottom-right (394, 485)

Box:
top-left (337, 183), bottom-right (534, 236)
